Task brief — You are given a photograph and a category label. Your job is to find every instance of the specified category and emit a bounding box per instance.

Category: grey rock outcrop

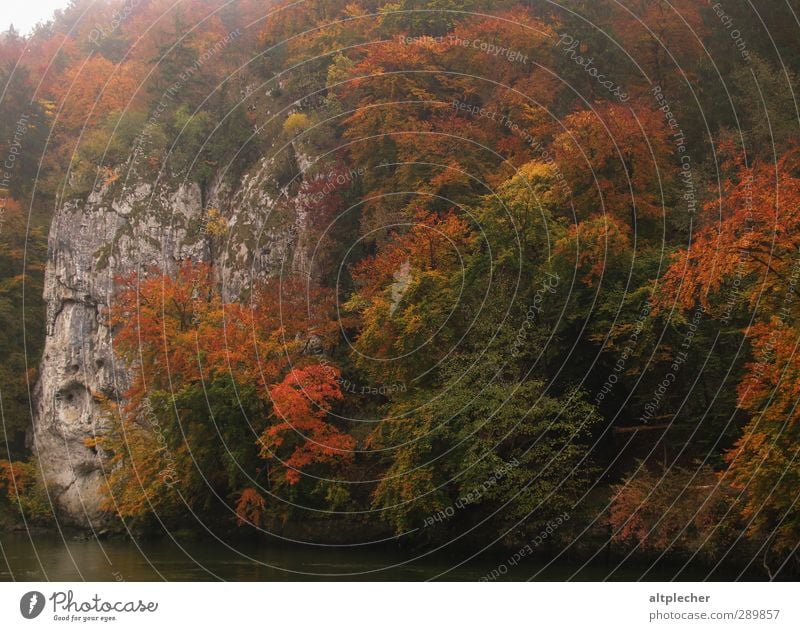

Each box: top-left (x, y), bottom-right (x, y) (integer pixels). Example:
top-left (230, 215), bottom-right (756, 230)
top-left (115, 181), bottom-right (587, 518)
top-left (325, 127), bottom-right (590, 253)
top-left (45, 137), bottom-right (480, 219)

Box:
top-left (33, 154), bottom-right (308, 527)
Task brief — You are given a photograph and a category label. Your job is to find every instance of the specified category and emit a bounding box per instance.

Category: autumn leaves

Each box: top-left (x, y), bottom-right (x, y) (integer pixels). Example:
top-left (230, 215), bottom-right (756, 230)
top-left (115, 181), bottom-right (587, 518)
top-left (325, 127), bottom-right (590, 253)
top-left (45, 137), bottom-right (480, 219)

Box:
top-left (101, 265), bottom-right (354, 521)
top-left (2, 0), bottom-right (798, 575)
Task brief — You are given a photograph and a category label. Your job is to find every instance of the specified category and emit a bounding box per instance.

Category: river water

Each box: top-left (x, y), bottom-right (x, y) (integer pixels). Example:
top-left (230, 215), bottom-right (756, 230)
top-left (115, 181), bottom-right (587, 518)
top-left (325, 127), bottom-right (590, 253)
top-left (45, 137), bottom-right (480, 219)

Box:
top-left (0, 533), bottom-right (752, 581)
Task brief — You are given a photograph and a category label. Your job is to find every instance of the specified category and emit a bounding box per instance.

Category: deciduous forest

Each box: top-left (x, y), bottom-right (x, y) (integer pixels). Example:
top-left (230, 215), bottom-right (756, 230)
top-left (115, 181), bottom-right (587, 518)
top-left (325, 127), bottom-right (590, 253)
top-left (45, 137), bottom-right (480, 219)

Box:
top-left (1, 0), bottom-right (800, 580)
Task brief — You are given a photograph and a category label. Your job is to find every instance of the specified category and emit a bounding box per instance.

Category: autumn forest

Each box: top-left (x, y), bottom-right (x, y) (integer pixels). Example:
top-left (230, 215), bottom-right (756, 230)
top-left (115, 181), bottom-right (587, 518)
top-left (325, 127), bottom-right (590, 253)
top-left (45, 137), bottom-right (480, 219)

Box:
top-left (1, 0), bottom-right (800, 580)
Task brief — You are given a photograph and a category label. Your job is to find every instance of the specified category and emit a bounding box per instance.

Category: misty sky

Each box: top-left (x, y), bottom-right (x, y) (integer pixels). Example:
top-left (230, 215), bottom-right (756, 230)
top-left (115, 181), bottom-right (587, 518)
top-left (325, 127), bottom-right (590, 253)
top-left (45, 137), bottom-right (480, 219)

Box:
top-left (6, 0), bottom-right (71, 34)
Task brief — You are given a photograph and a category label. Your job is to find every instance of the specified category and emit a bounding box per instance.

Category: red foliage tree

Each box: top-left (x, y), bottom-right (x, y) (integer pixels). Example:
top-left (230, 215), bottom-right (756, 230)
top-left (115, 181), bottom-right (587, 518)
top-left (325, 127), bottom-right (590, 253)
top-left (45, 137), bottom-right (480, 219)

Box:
top-left (260, 365), bottom-right (354, 486)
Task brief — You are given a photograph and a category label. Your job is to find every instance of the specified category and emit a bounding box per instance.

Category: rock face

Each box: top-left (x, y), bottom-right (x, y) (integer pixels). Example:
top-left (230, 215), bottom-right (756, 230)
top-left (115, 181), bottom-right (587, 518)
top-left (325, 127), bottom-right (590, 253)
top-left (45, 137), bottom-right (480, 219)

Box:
top-left (33, 154), bottom-right (308, 527)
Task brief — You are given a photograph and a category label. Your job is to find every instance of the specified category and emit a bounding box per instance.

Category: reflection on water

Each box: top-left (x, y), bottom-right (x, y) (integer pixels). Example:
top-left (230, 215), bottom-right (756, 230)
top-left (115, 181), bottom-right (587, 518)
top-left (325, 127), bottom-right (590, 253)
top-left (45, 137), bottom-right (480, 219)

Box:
top-left (0, 532), bottom-right (747, 581)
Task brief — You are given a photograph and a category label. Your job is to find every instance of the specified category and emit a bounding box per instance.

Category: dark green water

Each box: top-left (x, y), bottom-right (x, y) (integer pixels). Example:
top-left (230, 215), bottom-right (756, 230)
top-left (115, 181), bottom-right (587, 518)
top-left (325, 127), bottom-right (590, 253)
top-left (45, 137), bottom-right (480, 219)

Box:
top-left (0, 532), bottom-right (753, 581)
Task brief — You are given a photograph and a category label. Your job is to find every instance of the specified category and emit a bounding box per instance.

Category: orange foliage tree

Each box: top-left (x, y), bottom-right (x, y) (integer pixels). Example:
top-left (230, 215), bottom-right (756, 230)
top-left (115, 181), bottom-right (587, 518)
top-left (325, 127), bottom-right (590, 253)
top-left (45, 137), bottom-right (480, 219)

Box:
top-left (658, 146), bottom-right (800, 559)
top-left (102, 262), bottom-right (353, 523)
top-left (553, 103), bottom-right (675, 228)
top-left (260, 365), bottom-right (354, 486)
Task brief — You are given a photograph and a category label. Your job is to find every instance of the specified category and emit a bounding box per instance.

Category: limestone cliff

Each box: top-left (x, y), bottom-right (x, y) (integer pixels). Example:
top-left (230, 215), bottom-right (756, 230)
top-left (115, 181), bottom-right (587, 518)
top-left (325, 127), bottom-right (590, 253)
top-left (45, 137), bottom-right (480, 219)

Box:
top-left (32, 152), bottom-right (309, 527)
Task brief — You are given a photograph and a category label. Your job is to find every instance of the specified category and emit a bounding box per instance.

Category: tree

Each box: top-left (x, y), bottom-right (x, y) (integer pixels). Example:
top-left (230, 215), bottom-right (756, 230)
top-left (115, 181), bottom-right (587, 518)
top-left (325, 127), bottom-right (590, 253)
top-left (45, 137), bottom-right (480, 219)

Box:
top-left (102, 262), bottom-right (353, 525)
top-left (608, 463), bottom-right (737, 559)
top-left (0, 458), bottom-right (50, 523)
top-left (346, 208), bottom-right (475, 384)
top-left (658, 145), bottom-right (800, 565)
top-left (0, 200), bottom-right (47, 459)
top-left (370, 342), bottom-right (602, 540)
top-left (0, 63), bottom-right (48, 199)
top-left (612, 0), bottom-right (707, 92)
top-left (659, 146), bottom-right (800, 317)
top-left (725, 318), bottom-right (800, 562)
top-left (553, 103), bottom-right (675, 231)
top-left (259, 365), bottom-right (354, 486)
top-left (53, 57), bottom-right (144, 136)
